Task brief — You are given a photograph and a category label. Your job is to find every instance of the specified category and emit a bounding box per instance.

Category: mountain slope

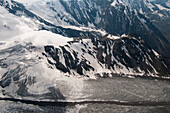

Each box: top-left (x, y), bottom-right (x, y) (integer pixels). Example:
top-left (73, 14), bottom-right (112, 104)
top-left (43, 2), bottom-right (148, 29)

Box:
top-left (0, 0), bottom-right (169, 100)
top-left (149, 0), bottom-right (170, 42)
top-left (0, 34), bottom-right (169, 99)
top-left (0, 0), bottom-right (104, 38)
top-left (0, 0), bottom-right (169, 78)
top-left (117, 0), bottom-right (170, 42)
top-left (44, 36), bottom-right (170, 77)
top-left (25, 0), bottom-right (170, 57)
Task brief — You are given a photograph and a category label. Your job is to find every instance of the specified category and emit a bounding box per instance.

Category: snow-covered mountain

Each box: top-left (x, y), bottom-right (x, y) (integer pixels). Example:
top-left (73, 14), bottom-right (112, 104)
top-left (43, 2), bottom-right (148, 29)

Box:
top-left (115, 0), bottom-right (170, 42)
top-left (124, 0), bottom-right (170, 57)
top-left (24, 0), bottom-right (170, 57)
top-left (0, 0), bottom-right (104, 38)
top-left (0, 0), bottom-right (169, 76)
top-left (0, 0), bottom-right (169, 99)
top-left (148, 0), bottom-right (170, 42)
top-left (43, 35), bottom-right (170, 77)
top-left (0, 32), bottom-right (170, 99)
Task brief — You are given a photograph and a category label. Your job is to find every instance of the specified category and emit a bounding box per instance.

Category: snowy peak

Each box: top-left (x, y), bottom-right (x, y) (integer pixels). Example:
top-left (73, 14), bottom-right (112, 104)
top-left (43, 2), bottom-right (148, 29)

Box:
top-left (0, 0), bottom-right (169, 79)
top-left (5, 0), bottom-right (168, 57)
top-left (111, 0), bottom-right (124, 7)
top-left (0, 0), bottom-right (170, 101)
top-left (111, 0), bottom-right (149, 6)
top-left (111, 0), bottom-right (170, 16)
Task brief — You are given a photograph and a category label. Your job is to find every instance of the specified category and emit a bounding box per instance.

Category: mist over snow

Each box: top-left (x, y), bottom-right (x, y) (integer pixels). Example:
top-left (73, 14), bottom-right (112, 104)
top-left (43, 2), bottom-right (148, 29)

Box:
top-left (14, 0), bottom-right (47, 3)
top-left (14, 0), bottom-right (83, 4)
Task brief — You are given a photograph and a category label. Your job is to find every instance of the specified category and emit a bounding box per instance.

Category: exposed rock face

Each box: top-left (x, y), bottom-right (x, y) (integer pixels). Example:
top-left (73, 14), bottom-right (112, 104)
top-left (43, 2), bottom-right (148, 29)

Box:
top-left (1, 0), bottom-right (169, 56)
top-left (44, 36), bottom-right (169, 77)
top-left (0, 0), bottom-right (170, 103)
top-left (0, 0), bottom-right (169, 78)
top-left (146, 0), bottom-right (170, 42)
top-left (25, 0), bottom-right (170, 57)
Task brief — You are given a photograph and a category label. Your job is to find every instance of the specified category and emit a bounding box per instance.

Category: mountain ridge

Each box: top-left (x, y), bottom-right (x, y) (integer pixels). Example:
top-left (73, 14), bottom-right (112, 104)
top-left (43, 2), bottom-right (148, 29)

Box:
top-left (0, 0), bottom-right (170, 100)
top-left (24, 0), bottom-right (170, 57)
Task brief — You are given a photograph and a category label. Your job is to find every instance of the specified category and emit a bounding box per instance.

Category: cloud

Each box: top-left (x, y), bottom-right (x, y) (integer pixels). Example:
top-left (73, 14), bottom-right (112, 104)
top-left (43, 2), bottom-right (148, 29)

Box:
top-left (14, 0), bottom-right (45, 3)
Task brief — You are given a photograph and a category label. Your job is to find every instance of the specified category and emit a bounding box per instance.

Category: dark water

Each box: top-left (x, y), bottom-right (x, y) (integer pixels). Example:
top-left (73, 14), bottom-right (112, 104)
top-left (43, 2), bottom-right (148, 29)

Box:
top-left (0, 101), bottom-right (170, 113)
top-left (0, 77), bottom-right (170, 113)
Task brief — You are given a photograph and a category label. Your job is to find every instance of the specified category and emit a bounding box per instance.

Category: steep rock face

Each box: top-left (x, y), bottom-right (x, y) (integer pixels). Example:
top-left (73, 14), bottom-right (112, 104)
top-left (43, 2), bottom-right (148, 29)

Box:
top-left (26, 0), bottom-right (170, 57)
top-left (0, 0), bottom-right (169, 102)
top-left (0, 34), bottom-right (169, 100)
top-left (119, 0), bottom-right (170, 55)
top-left (149, 0), bottom-right (170, 42)
top-left (43, 36), bottom-right (169, 77)
top-left (0, 0), bottom-right (169, 78)
top-left (118, 0), bottom-right (170, 42)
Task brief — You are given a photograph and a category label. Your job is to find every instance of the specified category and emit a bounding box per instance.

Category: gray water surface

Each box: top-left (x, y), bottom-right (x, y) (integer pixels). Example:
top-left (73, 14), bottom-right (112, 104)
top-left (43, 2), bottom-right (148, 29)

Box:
top-left (0, 77), bottom-right (170, 113)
